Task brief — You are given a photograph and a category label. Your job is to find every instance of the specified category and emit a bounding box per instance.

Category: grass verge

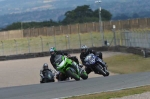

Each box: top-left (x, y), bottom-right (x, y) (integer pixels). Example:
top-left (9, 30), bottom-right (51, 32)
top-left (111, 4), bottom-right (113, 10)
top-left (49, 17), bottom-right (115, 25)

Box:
top-left (66, 85), bottom-right (150, 99)
top-left (105, 54), bottom-right (150, 74)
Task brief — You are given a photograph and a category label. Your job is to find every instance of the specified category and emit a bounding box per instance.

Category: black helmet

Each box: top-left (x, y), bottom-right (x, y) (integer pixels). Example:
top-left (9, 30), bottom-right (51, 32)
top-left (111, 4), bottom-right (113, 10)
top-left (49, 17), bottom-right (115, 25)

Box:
top-left (81, 45), bottom-right (88, 53)
top-left (43, 63), bottom-right (49, 69)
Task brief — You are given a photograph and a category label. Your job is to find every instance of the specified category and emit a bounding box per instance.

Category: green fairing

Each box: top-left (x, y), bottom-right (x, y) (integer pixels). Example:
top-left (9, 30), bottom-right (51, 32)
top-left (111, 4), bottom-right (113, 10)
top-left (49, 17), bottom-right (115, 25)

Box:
top-left (56, 56), bottom-right (73, 73)
top-left (54, 55), bottom-right (88, 80)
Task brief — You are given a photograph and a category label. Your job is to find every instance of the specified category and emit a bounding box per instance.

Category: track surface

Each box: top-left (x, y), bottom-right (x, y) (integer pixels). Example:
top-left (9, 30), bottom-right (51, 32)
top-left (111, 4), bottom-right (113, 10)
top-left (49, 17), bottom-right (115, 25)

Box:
top-left (1, 51), bottom-right (149, 99)
top-left (0, 72), bottom-right (150, 99)
top-left (0, 51), bottom-right (122, 88)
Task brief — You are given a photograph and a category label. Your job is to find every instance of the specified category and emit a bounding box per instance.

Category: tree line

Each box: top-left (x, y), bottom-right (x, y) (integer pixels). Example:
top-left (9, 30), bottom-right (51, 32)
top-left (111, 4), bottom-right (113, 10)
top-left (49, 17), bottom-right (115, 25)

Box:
top-left (2, 5), bottom-right (112, 31)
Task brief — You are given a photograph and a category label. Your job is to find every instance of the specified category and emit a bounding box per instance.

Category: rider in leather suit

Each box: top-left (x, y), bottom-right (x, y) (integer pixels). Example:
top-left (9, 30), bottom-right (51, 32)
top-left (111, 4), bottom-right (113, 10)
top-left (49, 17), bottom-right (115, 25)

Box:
top-left (80, 45), bottom-right (103, 74)
top-left (49, 47), bottom-right (81, 81)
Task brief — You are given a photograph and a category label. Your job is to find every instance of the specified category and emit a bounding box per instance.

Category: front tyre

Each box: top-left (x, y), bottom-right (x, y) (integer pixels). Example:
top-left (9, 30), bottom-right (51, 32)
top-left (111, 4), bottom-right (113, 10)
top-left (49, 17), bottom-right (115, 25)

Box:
top-left (103, 66), bottom-right (109, 77)
top-left (80, 70), bottom-right (88, 80)
top-left (104, 71), bottom-right (109, 77)
top-left (50, 79), bottom-right (55, 82)
top-left (95, 65), bottom-right (109, 77)
top-left (66, 69), bottom-right (80, 81)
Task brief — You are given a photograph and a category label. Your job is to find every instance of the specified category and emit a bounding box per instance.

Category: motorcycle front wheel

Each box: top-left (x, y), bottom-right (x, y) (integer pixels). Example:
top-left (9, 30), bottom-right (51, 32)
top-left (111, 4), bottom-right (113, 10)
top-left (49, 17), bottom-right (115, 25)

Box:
top-left (66, 69), bottom-right (80, 81)
top-left (80, 70), bottom-right (88, 80)
top-left (95, 65), bottom-right (109, 76)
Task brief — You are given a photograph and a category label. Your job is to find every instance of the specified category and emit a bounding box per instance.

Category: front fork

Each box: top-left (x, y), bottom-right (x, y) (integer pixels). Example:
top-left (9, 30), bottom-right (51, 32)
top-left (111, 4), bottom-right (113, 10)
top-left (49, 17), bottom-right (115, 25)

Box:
top-left (71, 62), bottom-right (84, 76)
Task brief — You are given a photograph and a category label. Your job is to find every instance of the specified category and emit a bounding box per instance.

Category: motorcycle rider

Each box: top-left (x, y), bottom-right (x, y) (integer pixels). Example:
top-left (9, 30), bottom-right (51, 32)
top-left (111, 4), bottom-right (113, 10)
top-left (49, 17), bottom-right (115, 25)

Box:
top-left (49, 47), bottom-right (81, 81)
top-left (40, 63), bottom-right (55, 83)
top-left (80, 45), bottom-right (103, 74)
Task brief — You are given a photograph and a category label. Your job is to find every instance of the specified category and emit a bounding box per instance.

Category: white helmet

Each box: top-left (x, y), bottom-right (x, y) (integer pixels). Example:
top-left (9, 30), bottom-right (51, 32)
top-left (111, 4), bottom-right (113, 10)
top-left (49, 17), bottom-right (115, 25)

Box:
top-left (49, 47), bottom-right (56, 55)
top-left (81, 45), bottom-right (88, 52)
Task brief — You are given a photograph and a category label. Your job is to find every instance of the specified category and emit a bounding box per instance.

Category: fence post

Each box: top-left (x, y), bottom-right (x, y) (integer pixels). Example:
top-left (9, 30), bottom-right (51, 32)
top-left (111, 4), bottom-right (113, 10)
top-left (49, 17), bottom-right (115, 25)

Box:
top-left (78, 32), bottom-right (81, 48)
top-left (27, 38), bottom-right (31, 53)
top-left (66, 35), bottom-right (70, 50)
top-left (1, 41), bottom-right (4, 55)
top-left (46, 27), bottom-right (48, 36)
top-left (112, 25), bottom-right (116, 46)
top-left (148, 30), bottom-right (150, 48)
top-left (68, 36), bottom-right (70, 50)
top-left (65, 36), bottom-right (67, 49)
top-left (40, 37), bottom-right (43, 52)
top-left (60, 26), bottom-right (62, 34)
top-left (29, 28), bottom-right (31, 37)
top-left (92, 22), bottom-right (95, 31)
top-left (90, 32), bottom-right (94, 47)
top-left (53, 26), bottom-right (56, 48)
top-left (14, 39), bottom-right (18, 54)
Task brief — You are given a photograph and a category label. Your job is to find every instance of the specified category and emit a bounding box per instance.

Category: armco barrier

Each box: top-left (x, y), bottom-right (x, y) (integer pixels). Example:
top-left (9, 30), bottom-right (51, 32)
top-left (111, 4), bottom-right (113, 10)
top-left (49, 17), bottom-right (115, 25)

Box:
top-left (107, 46), bottom-right (150, 57)
top-left (0, 46), bottom-right (149, 61)
top-left (0, 52), bottom-right (50, 61)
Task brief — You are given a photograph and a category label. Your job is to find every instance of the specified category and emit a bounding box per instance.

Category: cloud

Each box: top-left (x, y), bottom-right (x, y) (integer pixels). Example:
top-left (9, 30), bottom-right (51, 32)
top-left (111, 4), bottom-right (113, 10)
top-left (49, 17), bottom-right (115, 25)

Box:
top-left (43, 0), bottom-right (56, 3)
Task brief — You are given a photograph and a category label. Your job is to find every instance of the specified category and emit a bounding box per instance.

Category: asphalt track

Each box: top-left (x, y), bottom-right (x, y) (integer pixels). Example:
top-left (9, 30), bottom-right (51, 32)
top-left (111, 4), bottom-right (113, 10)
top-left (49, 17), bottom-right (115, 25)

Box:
top-left (0, 72), bottom-right (150, 99)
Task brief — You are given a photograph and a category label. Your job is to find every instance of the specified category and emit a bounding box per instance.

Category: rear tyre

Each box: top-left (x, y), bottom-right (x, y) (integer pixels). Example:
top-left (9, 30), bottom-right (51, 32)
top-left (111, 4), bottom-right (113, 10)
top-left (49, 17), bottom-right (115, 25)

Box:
top-left (66, 69), bottom-right (80, 81)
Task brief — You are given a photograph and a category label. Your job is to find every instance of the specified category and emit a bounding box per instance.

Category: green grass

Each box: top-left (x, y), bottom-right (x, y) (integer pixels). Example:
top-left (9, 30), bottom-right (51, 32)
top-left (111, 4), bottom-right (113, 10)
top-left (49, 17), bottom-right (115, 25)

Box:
top-left (66, 54), bottom-right (150, 99)
top-left (105, 54), bottom-right (150, 74)
top-left (0, 31), bottom-right (121, 55)
top-left (66, 85), bottom-right (150, 99)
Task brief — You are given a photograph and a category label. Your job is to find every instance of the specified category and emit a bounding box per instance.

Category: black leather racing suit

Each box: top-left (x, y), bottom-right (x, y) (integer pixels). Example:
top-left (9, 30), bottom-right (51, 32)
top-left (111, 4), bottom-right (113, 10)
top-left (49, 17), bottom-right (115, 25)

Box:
top-left (40, 69), bottom-right (54, 83)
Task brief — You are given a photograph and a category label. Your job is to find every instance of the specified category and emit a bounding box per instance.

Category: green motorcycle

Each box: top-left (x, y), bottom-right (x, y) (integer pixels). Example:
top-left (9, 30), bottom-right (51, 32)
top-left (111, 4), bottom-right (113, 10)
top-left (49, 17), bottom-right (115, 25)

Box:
top-left (54, 55), bottom-right (88, 81)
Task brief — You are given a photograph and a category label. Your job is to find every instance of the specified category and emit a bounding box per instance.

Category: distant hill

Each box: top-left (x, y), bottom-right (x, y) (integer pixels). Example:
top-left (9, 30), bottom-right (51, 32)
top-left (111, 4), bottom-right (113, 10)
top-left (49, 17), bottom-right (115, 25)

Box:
top-left (0, 8), bottom-right (71, 28)
top-left (100, 0), bottom-right (150, 17)
top-left (0, 0), bottom-right (150, 28)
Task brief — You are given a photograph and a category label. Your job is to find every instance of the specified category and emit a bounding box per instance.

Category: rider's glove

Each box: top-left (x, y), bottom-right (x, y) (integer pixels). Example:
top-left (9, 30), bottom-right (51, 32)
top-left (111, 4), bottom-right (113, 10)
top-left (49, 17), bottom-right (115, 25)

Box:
top-left (40, 74), bottom-right (44, 78)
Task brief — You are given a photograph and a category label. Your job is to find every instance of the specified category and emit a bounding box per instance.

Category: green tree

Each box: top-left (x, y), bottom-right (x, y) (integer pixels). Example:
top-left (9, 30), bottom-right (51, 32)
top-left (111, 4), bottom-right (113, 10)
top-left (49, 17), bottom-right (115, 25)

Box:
top-left (132, 13), bottom-right (139, 19)
top-left (93, 9), bottom-right (112, 21)
top-left (62, 5), bottom-right (94, 24)
top-left (62, 5), bottom-right (112, 25)
top-left (3, 5), bottom-right (112, 30)
top-left (4, 19), bottom-right (59, 30)
top-left (113, 14), bottom-right (130, 20)
top-left (5, 22), bottom-right (21, 30)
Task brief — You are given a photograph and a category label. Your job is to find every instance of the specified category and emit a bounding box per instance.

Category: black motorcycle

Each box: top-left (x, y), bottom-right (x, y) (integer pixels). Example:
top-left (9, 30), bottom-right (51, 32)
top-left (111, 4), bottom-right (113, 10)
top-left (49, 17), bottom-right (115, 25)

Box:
top-left (40, 70), bottom-right (55, 83)
top-left (84, 53), bottom-right (109, 76)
